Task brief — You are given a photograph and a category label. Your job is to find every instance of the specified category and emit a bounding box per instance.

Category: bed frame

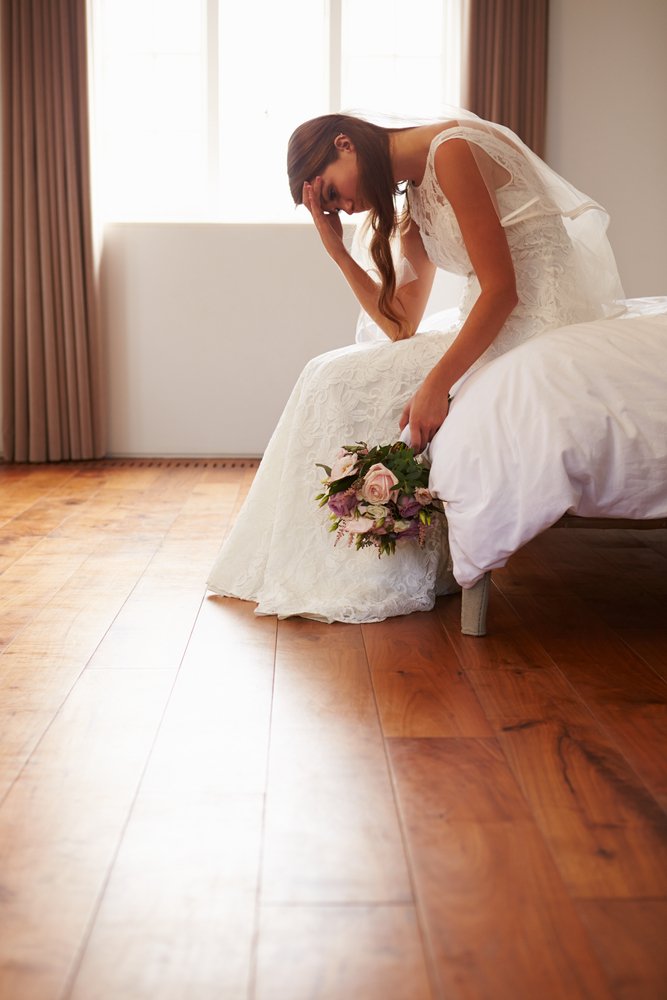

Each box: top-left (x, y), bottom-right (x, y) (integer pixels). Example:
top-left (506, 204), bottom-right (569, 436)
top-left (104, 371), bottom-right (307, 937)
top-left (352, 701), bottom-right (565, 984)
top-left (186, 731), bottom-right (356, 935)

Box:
top-left (460, 515), bottom-right (667, 636)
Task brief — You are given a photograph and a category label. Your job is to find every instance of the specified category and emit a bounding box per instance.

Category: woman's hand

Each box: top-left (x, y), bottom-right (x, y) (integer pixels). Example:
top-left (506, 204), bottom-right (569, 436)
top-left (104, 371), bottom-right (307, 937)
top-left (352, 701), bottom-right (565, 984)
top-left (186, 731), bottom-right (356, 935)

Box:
top-left (399, 375), bottom-right (450, 454)
top-left (303, 178), bottom-right (345, 261)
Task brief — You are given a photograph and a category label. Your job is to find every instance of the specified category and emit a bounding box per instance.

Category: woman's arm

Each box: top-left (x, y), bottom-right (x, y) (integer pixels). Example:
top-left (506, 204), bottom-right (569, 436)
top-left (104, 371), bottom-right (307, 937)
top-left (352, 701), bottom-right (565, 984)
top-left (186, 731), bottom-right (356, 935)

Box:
top-left (303, 178), bottom-right (436, 341)
top-left (400, 138), bottom-right (519, 451)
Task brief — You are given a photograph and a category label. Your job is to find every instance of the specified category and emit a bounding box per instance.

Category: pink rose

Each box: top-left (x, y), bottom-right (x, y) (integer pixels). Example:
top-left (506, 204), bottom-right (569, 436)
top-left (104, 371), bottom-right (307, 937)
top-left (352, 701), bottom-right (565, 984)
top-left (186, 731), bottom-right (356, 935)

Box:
top-left (343, 516), bottom-right (375, 534)
top-left (414, 487), bottom-right (433, 506)
top-left (330, 454), bottom-right (359, 482)
top-left (360, 463), bottom-right (399, 505)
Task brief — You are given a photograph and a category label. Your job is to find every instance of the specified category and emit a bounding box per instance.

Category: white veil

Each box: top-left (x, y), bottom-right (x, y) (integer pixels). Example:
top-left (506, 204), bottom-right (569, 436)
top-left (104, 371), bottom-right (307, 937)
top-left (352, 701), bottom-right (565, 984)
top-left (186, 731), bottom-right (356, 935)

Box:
top-left (347, 106), bottom-right (625, 342)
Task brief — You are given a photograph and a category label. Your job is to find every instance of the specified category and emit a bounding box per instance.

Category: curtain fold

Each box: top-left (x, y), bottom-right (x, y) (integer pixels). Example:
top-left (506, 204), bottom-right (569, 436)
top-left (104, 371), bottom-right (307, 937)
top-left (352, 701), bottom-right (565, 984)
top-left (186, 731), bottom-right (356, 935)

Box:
top-left (462, 0), bottom-right (549, 157)
top-left (1, 0), bottom-right (105, 463)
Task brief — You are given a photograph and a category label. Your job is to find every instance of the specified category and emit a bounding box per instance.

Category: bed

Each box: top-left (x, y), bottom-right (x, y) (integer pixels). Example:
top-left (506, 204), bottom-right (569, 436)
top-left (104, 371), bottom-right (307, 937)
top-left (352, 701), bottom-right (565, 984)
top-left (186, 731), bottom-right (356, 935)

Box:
top-left (426, 298), bottom-right (667, 635)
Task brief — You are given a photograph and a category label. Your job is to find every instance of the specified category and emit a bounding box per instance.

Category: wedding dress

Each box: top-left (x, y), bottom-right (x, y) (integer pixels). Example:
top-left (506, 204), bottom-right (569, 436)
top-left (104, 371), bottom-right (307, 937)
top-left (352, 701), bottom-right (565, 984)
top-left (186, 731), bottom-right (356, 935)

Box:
top-left (207, 122), bottom-right (623, 623)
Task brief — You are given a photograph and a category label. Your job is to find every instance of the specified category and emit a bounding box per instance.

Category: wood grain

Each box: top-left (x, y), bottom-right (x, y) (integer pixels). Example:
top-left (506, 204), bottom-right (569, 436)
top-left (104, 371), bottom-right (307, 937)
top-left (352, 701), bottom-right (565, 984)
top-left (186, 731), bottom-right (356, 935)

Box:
top-left (575, 899), bottom-right (667, 999)
top-left (261, 618), bottom-right (412, 905)
top-left (0, 669), bottom-right (175, 1000)
top-left (494, 541), bottom-right (667, 810)
top-left (389, 738), bottom-right (611, 999)
top-left (66, 597), bottom-right (276, 1000)
top-left (254, 904), bottom-right (433, 1000)
top-left (362, 611), bottom-right (492, 737)
top-left (2, 462), bottom-right (665, 999)
top-left (438, 588), bottom-right (667, 899)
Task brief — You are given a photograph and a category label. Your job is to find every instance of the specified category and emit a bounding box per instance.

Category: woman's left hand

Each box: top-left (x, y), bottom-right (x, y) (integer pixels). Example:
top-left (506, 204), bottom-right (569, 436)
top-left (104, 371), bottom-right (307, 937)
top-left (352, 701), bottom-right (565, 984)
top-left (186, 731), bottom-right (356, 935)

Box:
top-left (399, 377), bottom-right (450, 453)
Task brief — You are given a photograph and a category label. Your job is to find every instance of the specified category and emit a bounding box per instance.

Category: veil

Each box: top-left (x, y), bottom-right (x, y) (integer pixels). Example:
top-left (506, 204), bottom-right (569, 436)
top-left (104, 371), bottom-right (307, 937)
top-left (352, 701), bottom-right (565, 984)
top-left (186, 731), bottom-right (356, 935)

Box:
top-left (346, 106), bottom-right (625, 343)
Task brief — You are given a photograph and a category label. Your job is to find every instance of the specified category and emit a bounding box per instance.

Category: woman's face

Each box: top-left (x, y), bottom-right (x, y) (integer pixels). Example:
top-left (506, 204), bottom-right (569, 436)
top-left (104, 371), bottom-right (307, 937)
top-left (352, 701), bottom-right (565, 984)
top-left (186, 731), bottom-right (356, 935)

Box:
top-left (317, 139), bottom-right (368, 215)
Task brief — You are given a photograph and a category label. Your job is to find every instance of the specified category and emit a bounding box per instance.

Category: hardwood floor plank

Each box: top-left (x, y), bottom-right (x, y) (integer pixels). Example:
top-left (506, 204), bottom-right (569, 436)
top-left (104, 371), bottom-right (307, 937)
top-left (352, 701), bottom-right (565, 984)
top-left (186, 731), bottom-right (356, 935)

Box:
top-left (67, 799), bottom-right (263, 1000)
top-left (0, 536), bottom-right (113, 652)
top-left (525, 636), bottom-right (666, 813)
top-left (254, 904), bottom-right (433, 1000)
top-left (618, 628), bottom-right (667, 684)
top-left (66, 597), bottom-right (276, 1000)
top-left (498, 723), bottom-right (667, 898)
top-left (0, 471), bottom-right (108, 574)
top-left (438, 592), bottom-right (667, 899)
top-left (0, 464), bottom-right (80, 527)
top-left (84, 469), bottom-right (239, 670)
top-left (130, 596), bottom-right (277, 798)
top-left (632, 526), bottom-right (667, 561)
top-left (388, 737), bottom-right (533, 823)
top-left (362, 611), bottom-right (492, 738)
top-left (0, 669), bottom-right (175, 1000)
top-left (575, 899), bottom-right (667, 999)
top-left (0, 542), bottom-right (161, 801)
top-left (389, 738), bottom-right (611, 999)
top-left (525, 528), bottom-right (667, 629)
top-left (494, 544), bottom-right (667, 810)
top-left (261, 618), bottom-right (412, 905)
top-left (85, 565), bottom-right (206, 670)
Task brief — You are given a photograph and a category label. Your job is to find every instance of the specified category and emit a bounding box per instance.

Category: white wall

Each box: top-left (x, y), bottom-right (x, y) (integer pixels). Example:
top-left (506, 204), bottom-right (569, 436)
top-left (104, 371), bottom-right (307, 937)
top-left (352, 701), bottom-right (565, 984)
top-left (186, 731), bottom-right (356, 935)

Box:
top-left (101, 223), bottom-right (360, 457)
top-left (545, 0), bottom-right (667, 296)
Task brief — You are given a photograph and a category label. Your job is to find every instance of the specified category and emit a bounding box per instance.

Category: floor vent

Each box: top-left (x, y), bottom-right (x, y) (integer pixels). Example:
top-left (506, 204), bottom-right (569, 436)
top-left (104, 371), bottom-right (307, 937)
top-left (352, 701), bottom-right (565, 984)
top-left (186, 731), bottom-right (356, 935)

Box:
top-left (99, 458), bottom-right (260, 470)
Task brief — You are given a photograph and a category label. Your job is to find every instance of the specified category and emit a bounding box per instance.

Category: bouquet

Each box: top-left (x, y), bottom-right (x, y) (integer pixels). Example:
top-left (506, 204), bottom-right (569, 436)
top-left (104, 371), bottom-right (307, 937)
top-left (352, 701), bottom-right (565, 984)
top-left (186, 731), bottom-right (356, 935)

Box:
top-left (315, 441), bottom-right (444, 557)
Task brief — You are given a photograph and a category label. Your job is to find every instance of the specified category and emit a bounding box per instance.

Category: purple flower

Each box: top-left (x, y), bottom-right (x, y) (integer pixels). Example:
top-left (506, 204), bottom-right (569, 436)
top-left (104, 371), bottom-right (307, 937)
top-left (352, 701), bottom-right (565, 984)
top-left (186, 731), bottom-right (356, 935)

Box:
top-left (397, 495), bottom-right (421, 518)
top-left (328, 490), bottom-right (358, 517)
top-left (396, 520), bottom-right (420, 539)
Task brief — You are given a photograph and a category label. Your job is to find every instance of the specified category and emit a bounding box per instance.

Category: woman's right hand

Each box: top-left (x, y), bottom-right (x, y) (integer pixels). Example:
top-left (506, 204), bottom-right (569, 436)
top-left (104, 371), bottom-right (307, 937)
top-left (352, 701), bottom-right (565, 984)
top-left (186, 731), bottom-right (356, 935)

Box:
top-left (303, 178), bottom-right (345, 261)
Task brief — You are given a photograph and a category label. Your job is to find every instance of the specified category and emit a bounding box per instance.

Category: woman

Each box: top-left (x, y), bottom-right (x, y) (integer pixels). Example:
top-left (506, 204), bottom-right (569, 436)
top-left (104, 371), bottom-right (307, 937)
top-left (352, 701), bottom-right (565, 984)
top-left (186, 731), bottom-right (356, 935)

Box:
top-left (207, 110), bottom-right (623, 623)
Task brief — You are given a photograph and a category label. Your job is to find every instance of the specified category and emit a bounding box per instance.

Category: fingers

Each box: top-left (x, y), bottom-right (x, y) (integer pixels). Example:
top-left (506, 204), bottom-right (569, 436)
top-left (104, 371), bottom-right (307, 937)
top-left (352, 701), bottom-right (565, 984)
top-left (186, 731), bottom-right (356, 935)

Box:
top-left (302, 181), bottom-right (317, 217)
top-left (400, 384), bottom-right (451, 454)
top-left (304, 177), bottom-right (339, 221)
top-left (399, 398), bottom-right (425, 452)
top-left (410, 424), bottom-right (426, 455)
top-left (303, 179), bottom-right (345, 257)
top-left (303, 177), bottom-right (323, 216)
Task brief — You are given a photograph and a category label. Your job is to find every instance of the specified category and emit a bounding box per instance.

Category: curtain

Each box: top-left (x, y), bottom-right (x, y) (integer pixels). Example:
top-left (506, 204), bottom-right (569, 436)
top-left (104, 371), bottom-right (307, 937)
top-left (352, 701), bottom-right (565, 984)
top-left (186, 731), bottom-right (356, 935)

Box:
top-left (462, 0), bottom-right (549, 157)
top-left (1, 0), bottom-right (105, 463)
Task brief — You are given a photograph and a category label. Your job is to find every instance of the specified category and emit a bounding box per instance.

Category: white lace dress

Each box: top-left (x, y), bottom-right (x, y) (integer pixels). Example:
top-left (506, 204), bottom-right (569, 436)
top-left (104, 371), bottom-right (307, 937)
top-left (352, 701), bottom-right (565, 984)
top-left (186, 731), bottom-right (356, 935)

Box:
top-left (207, 126), bottom-right (621, 623)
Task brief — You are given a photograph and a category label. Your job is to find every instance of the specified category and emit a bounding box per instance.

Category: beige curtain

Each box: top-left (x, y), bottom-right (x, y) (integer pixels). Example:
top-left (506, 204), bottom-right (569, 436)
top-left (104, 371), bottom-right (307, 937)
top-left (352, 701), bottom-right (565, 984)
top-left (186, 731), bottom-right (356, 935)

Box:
top-left (1, 0), bottom-right (105, 463)
top-left (462, 0), bottom-right (549, 157)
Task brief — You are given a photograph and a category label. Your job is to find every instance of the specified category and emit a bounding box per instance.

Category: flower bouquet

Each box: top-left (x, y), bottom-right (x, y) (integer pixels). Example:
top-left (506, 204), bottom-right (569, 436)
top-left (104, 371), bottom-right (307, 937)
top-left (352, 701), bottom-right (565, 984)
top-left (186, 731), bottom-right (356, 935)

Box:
top-left (315, 441), bottom-right (444, 557)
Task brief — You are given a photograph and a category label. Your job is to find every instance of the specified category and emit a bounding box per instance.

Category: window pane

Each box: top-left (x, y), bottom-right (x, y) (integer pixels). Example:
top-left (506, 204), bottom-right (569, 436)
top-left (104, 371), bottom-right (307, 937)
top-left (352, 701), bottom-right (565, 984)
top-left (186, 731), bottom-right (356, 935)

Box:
top-left (93, 0), bottom-right (208, 220)
top-left (218, 0), bottom-right (328, 221)
top-left (341, 0), bottom-right (459, 117)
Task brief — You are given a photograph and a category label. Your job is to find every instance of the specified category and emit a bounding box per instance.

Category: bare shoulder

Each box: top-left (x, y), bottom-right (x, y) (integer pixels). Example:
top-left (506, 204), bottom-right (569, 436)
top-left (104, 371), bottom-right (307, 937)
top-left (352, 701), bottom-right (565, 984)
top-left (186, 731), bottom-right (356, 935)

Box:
top-left (433, 135), bottom-right (510, 193)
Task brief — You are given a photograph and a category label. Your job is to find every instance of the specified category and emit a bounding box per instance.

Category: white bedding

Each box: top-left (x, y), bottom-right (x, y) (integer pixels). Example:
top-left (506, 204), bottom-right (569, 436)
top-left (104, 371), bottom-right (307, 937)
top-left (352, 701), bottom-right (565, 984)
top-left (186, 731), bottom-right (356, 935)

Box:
top-left (427, 300), bottom-right (667, 588)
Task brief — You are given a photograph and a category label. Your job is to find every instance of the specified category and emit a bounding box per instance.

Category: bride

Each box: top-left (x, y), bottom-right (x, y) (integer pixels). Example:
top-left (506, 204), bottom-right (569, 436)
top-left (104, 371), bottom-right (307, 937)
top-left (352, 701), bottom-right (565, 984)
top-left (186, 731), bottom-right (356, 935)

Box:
top-left (207, 109), bottom-right (623, 623)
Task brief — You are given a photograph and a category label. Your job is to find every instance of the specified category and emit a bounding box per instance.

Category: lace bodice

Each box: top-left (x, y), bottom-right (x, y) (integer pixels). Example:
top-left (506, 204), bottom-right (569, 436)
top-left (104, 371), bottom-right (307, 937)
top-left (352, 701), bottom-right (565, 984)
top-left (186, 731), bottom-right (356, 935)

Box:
top-left (407, 125), bottom-right (560, 273)
top-left (406, 124), bottom-right (621, 333)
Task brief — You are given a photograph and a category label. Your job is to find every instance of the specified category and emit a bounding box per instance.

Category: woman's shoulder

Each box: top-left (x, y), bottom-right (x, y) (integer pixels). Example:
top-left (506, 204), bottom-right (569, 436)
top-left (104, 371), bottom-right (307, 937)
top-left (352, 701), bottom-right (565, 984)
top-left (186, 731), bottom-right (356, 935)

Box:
top-left (424, 120), bottom-right (534, 198)
top-left (407, 122), bottom-right (461, 189)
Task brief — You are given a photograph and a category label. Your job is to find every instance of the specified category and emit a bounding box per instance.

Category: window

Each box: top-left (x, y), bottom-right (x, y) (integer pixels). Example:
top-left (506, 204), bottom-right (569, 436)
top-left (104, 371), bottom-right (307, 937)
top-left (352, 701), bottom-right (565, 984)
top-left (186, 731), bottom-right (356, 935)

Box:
top-left (91, 0), bottom-right (461, 222)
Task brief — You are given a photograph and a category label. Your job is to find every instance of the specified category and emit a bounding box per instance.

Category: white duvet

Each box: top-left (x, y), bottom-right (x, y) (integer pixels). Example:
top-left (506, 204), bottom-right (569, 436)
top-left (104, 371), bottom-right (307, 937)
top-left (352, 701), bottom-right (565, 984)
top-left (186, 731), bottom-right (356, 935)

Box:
top-left (427, 301), bottom-right (667, 588)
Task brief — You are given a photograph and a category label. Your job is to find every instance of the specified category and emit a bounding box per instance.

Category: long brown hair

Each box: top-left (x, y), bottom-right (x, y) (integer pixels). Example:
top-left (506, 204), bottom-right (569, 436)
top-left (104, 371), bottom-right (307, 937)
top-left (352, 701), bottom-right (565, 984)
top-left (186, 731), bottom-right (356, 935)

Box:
top-left (287, 114), bottom-right (408, 337)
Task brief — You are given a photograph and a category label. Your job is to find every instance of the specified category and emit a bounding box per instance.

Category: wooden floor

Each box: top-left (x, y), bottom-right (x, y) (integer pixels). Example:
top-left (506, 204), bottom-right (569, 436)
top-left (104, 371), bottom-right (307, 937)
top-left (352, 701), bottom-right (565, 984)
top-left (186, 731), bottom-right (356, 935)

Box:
top-left (1, 460), bottom-right (666, 1000)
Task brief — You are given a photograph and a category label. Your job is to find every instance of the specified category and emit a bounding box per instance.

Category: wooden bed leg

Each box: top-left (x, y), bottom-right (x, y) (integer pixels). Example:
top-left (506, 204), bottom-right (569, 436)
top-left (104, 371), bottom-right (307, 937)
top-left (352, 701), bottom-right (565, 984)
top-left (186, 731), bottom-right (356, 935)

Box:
top-left (461, 572), bottom-right (491, 636)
